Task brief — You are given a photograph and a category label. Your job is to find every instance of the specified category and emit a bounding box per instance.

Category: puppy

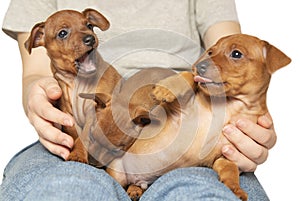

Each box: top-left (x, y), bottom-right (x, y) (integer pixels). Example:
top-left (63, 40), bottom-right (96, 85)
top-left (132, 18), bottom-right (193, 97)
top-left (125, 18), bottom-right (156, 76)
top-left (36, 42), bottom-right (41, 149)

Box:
top-left (105, 34), bottom-right (291, 200)
top-left (24, 9), bottom-right (123, 165)
top-left (79, 68), bottom-right (176, 167)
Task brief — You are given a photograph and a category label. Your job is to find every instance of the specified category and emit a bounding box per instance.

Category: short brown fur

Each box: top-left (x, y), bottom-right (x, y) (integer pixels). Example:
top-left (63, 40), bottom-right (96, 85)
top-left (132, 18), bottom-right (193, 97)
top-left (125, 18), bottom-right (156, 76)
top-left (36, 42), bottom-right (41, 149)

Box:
top-left (25, 9), bottom-right (128, 165)
top-left (106, 34), bottom-right (291, 200)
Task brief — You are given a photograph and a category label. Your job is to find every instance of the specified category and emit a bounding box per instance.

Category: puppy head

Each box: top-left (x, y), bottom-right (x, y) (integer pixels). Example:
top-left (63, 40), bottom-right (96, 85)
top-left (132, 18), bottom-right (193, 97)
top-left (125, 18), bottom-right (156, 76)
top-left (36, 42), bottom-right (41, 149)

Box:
top-left (78, 92), bottom-right (152, 147)
top-left (25, 8), bottom-right (110, 76)
top-left (193, 34), bottom-right (291, 97)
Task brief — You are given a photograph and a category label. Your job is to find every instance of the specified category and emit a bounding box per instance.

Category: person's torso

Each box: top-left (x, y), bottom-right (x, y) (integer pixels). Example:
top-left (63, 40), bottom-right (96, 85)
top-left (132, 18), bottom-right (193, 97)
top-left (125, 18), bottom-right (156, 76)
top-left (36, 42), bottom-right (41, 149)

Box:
top-left (57, 0), bottom-right (202, 76)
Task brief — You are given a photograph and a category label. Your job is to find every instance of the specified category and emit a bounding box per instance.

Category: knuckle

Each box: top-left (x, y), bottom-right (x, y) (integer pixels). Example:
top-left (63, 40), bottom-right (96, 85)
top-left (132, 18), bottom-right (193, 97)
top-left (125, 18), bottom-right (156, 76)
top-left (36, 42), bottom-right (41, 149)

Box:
top-left (253, 147), bottom-right (268, 164)
top-left (259, 130), bottom-right (276, 149)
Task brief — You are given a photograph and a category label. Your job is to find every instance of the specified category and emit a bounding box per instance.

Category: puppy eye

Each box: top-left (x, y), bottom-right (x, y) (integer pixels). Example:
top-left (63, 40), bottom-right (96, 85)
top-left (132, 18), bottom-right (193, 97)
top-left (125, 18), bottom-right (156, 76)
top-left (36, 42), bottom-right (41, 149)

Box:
top-left (57, 29), bottom-right (69, 39)
top-left (87, 23), bottom-right (94, 30)
top-left (230, 50), bottom-right (243, 59)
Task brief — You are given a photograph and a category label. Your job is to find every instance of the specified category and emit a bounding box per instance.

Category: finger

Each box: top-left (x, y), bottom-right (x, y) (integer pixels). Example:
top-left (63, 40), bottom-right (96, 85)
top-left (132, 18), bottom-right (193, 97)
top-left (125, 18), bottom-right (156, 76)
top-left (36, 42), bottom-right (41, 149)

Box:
top-left (30, 115), bottom-right (74, 159)
top-left (236, 118), bottom-right (276, 149)
top-left (222, 144), bottom-right (257, 172)
top-left (27, 78), bottom-right (74, 127)
top-left (27, 93), bottom-right (74, 127)
top-left (39, 137), bottom-right (71, 160)
top-left (223, 124), bottom-right (269, 165)
top-left (257, 112), bottom-right (273, 129)
top-left (30, 114), bottom-right (74, 148)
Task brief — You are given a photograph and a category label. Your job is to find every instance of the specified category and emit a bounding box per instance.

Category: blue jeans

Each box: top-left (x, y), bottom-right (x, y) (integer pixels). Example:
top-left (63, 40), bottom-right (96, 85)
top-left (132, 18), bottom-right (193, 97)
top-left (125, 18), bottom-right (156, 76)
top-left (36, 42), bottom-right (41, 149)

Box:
top-left (0, 142), bottom-right (269, 201)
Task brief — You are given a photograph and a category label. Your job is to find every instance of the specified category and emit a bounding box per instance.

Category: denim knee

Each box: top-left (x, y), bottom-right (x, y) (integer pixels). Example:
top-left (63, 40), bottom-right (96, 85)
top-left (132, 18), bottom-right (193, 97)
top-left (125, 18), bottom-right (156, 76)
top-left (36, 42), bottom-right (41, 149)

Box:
top-left (0, 142), bottom-right (130, 201)
top-left (140, 167), bottom-right (239, 201)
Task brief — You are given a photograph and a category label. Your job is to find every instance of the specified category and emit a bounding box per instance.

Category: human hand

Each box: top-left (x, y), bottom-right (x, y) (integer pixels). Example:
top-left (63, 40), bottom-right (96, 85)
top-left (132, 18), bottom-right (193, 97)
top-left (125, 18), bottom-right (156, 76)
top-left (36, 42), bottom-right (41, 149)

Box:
top-left (222, 113), bottom-right (276, 172)
top-left (26, 77), bottom-right (75, 160)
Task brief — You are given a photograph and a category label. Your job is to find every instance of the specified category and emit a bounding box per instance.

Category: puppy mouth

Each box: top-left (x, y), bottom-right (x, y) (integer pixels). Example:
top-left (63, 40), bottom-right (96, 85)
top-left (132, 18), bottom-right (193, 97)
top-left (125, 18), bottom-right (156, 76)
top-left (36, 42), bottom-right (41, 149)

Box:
top-left (75, 49), bottom-right (97, 74)
top-left (194, 75), bottom-right (225, 86)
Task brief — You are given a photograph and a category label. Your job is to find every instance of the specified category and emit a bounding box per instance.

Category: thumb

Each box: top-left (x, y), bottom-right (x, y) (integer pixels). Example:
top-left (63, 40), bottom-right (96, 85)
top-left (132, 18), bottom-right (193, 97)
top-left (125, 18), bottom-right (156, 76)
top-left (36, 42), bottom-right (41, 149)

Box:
top-left (40, 77), bottom-right (62, 101)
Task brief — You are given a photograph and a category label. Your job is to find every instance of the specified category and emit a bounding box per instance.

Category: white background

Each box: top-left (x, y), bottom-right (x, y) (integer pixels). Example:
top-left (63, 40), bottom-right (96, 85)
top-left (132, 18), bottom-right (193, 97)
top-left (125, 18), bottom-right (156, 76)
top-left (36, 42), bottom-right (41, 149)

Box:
top-left (0, 1), bottom-right (299, 200)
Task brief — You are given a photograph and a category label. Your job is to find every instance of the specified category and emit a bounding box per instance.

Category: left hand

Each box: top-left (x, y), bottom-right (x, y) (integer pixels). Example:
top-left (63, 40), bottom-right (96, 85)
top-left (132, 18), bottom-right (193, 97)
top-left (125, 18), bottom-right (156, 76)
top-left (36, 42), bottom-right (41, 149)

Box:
top-left (222, 112), bottom-right (276, 172)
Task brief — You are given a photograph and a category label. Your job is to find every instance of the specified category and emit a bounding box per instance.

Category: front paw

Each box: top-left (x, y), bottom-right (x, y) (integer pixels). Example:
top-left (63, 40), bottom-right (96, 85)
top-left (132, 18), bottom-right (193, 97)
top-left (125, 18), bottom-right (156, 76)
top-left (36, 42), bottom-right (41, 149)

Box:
top-left (151, 85), bottom-right (176, 103)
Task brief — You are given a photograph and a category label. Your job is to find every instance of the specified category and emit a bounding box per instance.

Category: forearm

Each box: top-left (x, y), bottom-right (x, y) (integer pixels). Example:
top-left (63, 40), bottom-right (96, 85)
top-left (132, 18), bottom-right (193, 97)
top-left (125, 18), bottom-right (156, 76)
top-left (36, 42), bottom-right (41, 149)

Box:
top-left (17, 33), bottom-right (52, 114)
top-left (203, 21), bottom-right (241, 49)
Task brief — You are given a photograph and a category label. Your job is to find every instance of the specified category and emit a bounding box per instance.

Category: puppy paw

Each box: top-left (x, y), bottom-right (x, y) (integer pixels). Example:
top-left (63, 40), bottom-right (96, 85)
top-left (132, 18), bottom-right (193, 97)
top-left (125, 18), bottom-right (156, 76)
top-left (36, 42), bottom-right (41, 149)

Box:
top-left (226, 182), bottom-right (248, 201)
top-left (67, 150), bottom-right (88, 164)
top-left (127, 185), bottom-right (144, 201)
top-left (233, 188), bottom-right (248, 201)
top-left (151, 85), bottom-right (176, 103)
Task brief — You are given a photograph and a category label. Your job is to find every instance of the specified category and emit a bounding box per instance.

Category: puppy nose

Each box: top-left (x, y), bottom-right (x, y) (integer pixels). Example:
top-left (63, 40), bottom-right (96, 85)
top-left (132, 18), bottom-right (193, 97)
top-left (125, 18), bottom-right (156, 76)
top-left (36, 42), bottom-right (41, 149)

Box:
top-left (83, 35), bottom-right (96, 47)
top-left (195, 60), bottom-right (210, 75)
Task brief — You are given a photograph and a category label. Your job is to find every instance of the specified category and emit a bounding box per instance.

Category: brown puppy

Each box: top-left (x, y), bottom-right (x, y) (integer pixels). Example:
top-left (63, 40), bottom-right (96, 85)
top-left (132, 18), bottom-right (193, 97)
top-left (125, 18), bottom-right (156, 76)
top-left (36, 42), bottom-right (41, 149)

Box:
top-left (106, 34), bottom-right (291, 200)
top-left (79, 68), bottom-right (176, 167)
top-left (25, 9), bottom-right (123, 165)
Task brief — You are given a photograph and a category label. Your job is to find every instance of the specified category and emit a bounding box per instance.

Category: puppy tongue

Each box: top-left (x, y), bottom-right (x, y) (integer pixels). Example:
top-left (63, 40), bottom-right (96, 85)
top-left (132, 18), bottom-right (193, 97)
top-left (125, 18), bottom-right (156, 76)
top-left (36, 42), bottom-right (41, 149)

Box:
top-left (194, 75), bottom-right (213, 83)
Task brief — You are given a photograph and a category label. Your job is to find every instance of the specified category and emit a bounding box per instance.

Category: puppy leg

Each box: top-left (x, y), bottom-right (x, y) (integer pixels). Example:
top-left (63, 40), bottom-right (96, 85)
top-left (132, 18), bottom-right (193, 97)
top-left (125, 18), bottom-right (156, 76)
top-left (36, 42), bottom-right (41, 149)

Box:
top-left (65, 126), bottom-right (89, 163)
top-left (68, 138), bottom-right (88, 163)
top-left (213, 158), bottom-right (248, 201)
top-left (152, 71), bottom-right (197, 103)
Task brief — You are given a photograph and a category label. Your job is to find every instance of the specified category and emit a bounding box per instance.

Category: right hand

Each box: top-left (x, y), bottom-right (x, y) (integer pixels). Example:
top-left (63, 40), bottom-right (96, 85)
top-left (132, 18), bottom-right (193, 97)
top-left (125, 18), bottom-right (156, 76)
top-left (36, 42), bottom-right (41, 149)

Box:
top-left (26, 77), bottom-right (75, 159)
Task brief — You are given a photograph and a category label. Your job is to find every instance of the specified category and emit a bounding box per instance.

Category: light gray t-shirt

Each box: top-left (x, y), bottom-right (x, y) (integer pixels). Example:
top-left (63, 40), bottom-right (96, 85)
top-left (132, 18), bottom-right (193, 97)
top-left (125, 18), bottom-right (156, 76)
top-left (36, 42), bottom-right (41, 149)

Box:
top-left (2, 0), bottom-right (239, 76)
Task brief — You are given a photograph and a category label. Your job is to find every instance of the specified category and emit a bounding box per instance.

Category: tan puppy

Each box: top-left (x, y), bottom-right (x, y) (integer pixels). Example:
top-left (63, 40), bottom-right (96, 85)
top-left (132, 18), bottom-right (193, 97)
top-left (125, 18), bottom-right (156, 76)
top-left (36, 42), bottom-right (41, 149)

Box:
top-left (105, 34), bottom-right (291, 200)
top-left (79, 68), bottom-right (176, 167)
top-left (25, 9), bottom-right (123, 165)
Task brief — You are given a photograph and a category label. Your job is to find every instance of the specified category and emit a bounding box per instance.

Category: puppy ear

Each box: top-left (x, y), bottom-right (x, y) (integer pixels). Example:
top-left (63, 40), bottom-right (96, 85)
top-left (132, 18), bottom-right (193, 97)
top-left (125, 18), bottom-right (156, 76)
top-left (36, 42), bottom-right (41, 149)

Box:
top-left (263, 41), bottom-right (291, 73)
top-left (79, 92), bottom-right (111, 108)
top-left (24, 22), bottom-right (46, 54)
top-left (82, 8), bottom-right (110, 31)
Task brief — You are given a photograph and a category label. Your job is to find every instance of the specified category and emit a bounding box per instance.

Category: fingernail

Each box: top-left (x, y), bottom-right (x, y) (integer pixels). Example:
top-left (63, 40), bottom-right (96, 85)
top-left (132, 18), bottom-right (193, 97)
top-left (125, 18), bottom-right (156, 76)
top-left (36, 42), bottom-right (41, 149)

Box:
top-left (260, 115), bottom-right (272, 125)
top-left (51, 86), bottom-right (61, 93)
top-left (60, 151), bottom-right (69, 160)
top-left (222, 146), bottom-right (234, 155)
top-left (223, 124), bottom-right (234, 135)
top-left (63, 118), bottom-right (73, 126)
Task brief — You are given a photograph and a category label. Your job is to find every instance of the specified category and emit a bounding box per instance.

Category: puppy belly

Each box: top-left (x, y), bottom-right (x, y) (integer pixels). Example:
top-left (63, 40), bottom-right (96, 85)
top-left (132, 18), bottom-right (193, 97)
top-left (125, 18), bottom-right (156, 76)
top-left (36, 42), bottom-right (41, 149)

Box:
top-left (118, 105), bottom-right (224, 188)
top-left (119, 141), bottom-right (223, 190)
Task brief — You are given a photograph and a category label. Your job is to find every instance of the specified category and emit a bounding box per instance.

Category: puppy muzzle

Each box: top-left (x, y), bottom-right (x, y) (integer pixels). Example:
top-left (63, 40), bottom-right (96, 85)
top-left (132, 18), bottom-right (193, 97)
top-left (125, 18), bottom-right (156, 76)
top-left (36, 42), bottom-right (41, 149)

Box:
top-left (83, 35), bottom-right (96, 47)
top-left (195, 59), bottom-right (210, 76)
